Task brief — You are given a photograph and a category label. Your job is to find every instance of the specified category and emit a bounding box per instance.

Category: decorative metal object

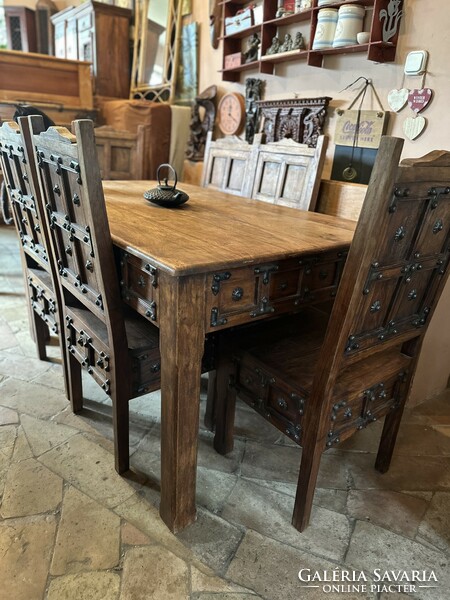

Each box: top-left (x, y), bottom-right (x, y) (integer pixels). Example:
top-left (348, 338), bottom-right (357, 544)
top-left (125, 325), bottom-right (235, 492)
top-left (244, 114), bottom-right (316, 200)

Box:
top-left (243, 33), bottom-right (261, 64)
top-left (293, 31), bottom-right (305, 50)
top-left (143, 164), bottom-right (189, 207)
top-left (266, 36), bottom-right (281, 55)
top-left (257, 96), bottom-right (331, 147)
top-left (185, 85), bottom-right (217, 161)
top-left (280, 33), bottom-right (293, 52)
top-left (379, 0), bottom-right (403, 43)
top-left (245, 78), bottom-right (264, 144)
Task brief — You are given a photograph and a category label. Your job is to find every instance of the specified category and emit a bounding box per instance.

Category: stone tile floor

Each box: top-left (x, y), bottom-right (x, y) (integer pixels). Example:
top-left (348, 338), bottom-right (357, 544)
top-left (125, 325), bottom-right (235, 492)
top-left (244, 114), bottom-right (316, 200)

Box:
top-left (0, 224), bottom-right (449, 600)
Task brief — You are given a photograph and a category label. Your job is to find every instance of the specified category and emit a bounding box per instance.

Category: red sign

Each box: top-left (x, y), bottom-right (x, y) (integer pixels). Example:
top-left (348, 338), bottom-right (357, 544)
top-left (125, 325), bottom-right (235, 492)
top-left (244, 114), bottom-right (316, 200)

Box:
top-left (407, 88), bottom-right (433, 113)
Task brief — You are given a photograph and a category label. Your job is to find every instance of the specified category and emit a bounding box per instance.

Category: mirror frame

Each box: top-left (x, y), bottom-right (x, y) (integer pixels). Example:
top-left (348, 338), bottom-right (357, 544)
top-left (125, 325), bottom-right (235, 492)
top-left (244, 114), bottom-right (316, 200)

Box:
top-left (130, 0), bottom-right (183, 103)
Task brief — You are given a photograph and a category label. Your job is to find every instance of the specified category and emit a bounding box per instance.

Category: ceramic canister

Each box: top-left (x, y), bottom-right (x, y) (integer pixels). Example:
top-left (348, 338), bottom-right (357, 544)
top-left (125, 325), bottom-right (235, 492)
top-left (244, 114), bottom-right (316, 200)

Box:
top-left (332, 4), bottom-right (366, 48)
top-left (312, 8), bottom-right (339, 50)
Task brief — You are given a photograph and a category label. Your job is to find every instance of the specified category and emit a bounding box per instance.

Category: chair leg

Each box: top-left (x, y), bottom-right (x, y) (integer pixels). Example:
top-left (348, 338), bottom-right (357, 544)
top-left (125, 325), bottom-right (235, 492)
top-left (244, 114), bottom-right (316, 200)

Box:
top-left (213, 352), bottom-right (237, 456)
top-left (204, 370), bottom-right (217, 431)
top-left (111, 378), bottom-right (130, 474)
top-left (67, 352), bottom-right (83, 413)
top-left (292, 439), bottom-right (323, 532)
top-left (33, 313), bottom-right (49, 361)
top-left (375, 403), bottom-right (407, 473)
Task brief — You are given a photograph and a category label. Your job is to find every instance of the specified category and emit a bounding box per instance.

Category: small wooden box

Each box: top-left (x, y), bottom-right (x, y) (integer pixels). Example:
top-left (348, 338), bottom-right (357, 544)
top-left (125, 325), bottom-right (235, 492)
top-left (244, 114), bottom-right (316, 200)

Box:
top-left (225, 52), bottom-right (243, 69)
top-left (225, 8), bottom-right (254, 35)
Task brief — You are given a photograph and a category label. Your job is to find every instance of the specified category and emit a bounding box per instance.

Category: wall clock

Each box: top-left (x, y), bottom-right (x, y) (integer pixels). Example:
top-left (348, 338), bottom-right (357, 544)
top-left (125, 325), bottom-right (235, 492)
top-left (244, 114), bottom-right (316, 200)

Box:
top-left (217, 92), bottom-right (245, 136)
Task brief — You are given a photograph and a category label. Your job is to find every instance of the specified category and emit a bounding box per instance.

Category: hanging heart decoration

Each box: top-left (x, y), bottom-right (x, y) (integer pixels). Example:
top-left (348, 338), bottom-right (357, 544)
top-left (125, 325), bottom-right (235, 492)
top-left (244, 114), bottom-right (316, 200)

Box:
top-left (407, 88), bottom-right (433, 113)
top-left (387, 88), bottom-right (409, 112)
top-left (403, 116), bottom-right (426, 141)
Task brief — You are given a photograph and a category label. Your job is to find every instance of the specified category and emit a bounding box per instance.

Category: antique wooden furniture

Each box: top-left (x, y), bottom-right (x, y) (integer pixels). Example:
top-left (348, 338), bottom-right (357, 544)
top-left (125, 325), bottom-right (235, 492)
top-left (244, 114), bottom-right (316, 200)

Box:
top-left (201, 132), bottom-right (254, 196)
top-left (36, 0), bottom-right (57, 55)
top-left (248, 135), bottom-right (327, 210)
top-left (27, 117), bottom-right (163, 474)
top-left (257, 97), bottom-right (330, 147)
top-left (213, 136), bottom-right (450, 532)
top-left (95, 125), bottom-right (146, 180)
top-left (0, 50), bottom-right (94, 127)
top-left (4, 6), bottom-right (37, 53)
top-left (102, 178), bottom-right (355, 531)
top-left (51, 1), bottom-right (131, 98)
top-left (221, 0), bottom-right (403, 81)
top-left (0, 120), bottom-right (60, 362)
top-left (316, 179), bottom-right (367, 221)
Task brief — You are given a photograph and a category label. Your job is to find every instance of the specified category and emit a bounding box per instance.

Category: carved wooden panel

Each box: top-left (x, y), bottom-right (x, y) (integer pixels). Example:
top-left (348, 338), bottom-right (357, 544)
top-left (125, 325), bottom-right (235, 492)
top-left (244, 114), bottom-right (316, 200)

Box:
top-left (95, 125), bottom-right (146, 180)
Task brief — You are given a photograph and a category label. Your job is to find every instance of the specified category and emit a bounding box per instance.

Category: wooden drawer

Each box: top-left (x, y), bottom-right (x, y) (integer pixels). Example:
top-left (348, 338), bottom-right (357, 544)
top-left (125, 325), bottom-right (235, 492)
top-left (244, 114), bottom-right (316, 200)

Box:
top-left (119, 251), bottom-right (159, 324)
top-left (206, 251), bottom-right (347, 331)
top-left (266, 383), bottom-right (305, 443)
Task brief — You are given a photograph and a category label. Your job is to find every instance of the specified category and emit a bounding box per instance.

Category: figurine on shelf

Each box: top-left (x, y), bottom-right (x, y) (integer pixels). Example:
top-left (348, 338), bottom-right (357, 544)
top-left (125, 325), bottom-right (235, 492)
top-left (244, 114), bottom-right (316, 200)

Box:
top-left (267, 35), bottom-right (281, 55)
top-left (293, 31), bottom-right (305, 50)
top-left (280, 33), bottom-right (293, 52)
top-left (276, 0), bottom-right (285, 18)
top-left (243, 33), bottom-right (261, 63)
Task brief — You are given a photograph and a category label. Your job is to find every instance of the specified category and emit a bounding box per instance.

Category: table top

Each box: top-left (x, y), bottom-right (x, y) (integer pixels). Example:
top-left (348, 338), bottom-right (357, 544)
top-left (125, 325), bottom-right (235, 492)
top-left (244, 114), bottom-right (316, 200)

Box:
top-left (103, 181), bottom-right (356, 276)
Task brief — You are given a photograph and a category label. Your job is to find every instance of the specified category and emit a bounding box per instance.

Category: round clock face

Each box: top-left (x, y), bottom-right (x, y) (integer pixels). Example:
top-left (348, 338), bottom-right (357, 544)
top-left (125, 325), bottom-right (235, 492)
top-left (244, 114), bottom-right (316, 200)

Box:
top-left (217, 92), bottom-right (245, 136)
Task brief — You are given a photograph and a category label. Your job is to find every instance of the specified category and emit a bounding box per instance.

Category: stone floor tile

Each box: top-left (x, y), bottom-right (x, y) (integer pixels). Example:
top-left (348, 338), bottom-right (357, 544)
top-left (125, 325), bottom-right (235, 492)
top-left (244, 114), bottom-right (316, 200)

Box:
top-left (51, 486), bottom-right (120, 575)
top-left (0, 423), bottom-right (16, 450)
top-left (433, 425), bottom-right (450, 438)
top-left (227, 530), bottom-right (375, 600)
top-left (337, 421), bottom-right (384, 453)
top-left (349, 453), bottom-right (450, 491)
top-left (418, 492), bottom-right (450, 553)
top-left (0, 377), bottom-right (68, 419)
top-left (393, 423), bottom-right (450, 456)
top-left (0, 515), bottom-right (57, 600)
top-left (21, 413), bottom-right (77, 456)
top-left (191, 565), bottom-right (254, 594)
top-left (46, 571), bottom-right (121, 600)
top-left (1, 457), bottom-right (63, 518)
top-left (240, 441), bottom-right (301, 483)
top-left (0, 322), bottom-right (18, 351)
top-left (345, 521), bottom-right (450, 600)
top-left (120, 546), bottom-right (189, 600)
top-left (196, 467), bottom-right (237, 514)
top-left (32, 362), bottom-right (65, 390)
top-left (232, 402), bottom-right (283, 444)
top-left (52, 405), bottom-right (106, 436)
top-left (347, 489), bottom-right (429, 538)
top-left (38, 433), bottom-right (136, 508)
top-left (0, 405), bottom-right (19, 425)
top-left (221, 479), bottom-right (350, 562)
top-left (128, 389), bottom-right (162, 422)
top-left (0, 444), bottom-right (14, 498)
top-left (176, 508), bottom-right (243, 574)
top-left (12, 426), bottom-right (34, 462)
top-left (121, 520), bottom-right (152, 546)
top-left (0, 350), bottom-right (53, 381)
top-left (406, 392), bottom-right (450, 426)
top-left (195, 594), bottom-right (259, 600)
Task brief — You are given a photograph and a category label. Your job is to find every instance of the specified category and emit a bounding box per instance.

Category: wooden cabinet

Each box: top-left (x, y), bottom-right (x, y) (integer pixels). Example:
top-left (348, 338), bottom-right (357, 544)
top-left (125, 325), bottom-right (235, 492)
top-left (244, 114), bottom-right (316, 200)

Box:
top-left (4, 6), bottom-right (37, 53)
top-left (221, 0), bottom-right (403, 82)
top-left (51, 1), bottom-right (131, 98)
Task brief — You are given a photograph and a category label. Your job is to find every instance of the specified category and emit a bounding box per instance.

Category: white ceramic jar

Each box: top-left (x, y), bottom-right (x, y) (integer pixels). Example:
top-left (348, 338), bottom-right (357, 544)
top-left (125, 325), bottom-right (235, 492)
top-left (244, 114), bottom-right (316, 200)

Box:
top-left (332, 4), bottom-right (366, 48)
top-left (312, 8), bottom-right (339, 50)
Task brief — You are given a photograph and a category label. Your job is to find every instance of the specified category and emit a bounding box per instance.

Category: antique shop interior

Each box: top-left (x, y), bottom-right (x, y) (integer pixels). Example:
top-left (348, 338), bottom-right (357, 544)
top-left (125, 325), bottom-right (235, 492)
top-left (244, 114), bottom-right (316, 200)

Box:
top-left (0, 1), bottom-right (450, 599)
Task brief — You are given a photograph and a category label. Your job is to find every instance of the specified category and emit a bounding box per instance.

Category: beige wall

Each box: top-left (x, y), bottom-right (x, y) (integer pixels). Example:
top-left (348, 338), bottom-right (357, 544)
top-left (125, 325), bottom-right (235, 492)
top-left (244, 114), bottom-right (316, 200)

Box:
top-left (5, 0), bottom-right (450, 403)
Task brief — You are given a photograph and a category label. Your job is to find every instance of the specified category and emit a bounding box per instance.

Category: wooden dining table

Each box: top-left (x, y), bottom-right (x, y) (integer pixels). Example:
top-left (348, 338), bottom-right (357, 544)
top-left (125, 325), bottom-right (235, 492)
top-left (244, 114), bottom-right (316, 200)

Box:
top-left (103, 180), bottom-right (356, 533)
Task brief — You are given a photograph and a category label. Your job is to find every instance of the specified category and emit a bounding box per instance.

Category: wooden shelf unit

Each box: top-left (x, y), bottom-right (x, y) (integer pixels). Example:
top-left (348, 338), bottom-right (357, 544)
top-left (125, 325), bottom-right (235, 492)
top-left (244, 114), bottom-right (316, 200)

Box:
top-left (221, 0), bottom-right (402, 81)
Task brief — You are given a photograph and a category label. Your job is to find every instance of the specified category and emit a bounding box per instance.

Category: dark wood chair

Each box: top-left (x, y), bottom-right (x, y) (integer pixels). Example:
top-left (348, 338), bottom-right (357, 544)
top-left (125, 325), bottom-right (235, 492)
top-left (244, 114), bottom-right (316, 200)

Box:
top-left (213, 136), bottom-right (450, 531)
top-left (26, 116), bottom-right (163, 474)
top-left (0, 120), bottom-right (61, 361)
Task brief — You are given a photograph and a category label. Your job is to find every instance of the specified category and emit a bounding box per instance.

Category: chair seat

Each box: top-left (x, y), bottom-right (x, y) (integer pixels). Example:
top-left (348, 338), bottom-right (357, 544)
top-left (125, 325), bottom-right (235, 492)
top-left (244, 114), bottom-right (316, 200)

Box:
top-left (233, 309), bottom-right (411, 447)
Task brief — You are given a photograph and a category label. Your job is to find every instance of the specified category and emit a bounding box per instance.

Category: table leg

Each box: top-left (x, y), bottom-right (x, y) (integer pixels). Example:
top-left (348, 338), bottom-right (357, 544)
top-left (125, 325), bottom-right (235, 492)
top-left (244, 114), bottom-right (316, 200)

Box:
top-left (158, 272), bottom-right (206, 532)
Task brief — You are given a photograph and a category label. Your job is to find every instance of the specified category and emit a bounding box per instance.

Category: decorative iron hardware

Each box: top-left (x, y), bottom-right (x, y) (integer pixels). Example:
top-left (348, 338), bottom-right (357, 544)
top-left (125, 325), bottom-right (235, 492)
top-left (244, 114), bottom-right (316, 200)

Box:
top-left (408, 289), bottom-right (417, 301)
top-left (370, 300), bottom-right (381, 313)
top-left (345, 335), bottom-right (360, 353)
top-left (210, 307), bottom-right (227, 327)
top-left (250, 296), bottom-right (275, 318)
top-left (144, 263), bottom-right (158, 287)
top-left (412, 306), bottom-right (430, 327)
top-left (145, 301), bottom-right (157, 321)
top-left (211, 271), bottom-right (231, 295)
top-left (254, 264), bottom-right (279, 284)
top-left (231, 287), bottom-right (244, 301)
top-left (277, 397), bottom-right (288, 411)
top-left (389, 187), bottom-right (410, 213)
top-left (394, 226), bottom-right (406, 242)
top-left (428, 186), bottom-right (450, 209)
top-left (137, 275), bottom-right (145, 288)
top-left (433, 219), bottom-right (444, 235)
top-left (285, 423), bottom-right (301, 443)
top-left (319, 269), bottom-right (329, 280)
top-left (291, 392), bottom-right (305, 415)
top-left (73, 193), bottom-right (80, 206)
top-left (85, 260), bottom-right (93, 272)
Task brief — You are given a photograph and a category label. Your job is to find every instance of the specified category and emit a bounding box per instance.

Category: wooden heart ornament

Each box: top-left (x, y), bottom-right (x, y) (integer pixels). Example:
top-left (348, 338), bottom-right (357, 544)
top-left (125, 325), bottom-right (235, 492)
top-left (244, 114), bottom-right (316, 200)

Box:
top-left (403, 116), bottom-right (426, 141)
top-left (387, 88), bottom-right (409, 113)
top-left (407, 88), bottom-right (433, 113)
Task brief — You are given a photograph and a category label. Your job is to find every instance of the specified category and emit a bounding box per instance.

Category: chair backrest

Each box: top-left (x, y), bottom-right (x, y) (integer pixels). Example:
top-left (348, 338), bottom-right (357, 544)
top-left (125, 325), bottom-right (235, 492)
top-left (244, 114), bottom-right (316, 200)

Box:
top-left (0, 120), bottom-right (49, 269)
top-left (28, 117), bottom-right (126, 344)
top-left (248, 135), bottom-right (327, 211)
top-left (312, 136), bottom-right (450, 410)
top-left (94, 125), bottom-right (146, 180)
top-left (201, 131), bottom-right (254, 197)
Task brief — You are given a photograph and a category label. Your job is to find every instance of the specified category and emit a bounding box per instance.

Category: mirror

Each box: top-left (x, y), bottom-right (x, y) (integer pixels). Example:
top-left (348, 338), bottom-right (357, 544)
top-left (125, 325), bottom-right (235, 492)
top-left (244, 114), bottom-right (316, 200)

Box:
top-left (131, 0), bottom-right (183, 103)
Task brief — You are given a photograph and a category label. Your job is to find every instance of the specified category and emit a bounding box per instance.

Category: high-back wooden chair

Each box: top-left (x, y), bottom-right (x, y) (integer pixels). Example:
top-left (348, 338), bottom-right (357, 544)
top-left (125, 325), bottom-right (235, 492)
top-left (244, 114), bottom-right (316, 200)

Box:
top-left (248, 136), bottom-right (327, 211)
top-left (27, 116), bottom-right (162, 474)
top-left (0, 120), bottom-right (61, 361)
top-left (94, 125), bottom-right (146, 180)
top-left (214, 136), bottom-right (450, 531)
top-left (201, 132), bottom-right (255, 197)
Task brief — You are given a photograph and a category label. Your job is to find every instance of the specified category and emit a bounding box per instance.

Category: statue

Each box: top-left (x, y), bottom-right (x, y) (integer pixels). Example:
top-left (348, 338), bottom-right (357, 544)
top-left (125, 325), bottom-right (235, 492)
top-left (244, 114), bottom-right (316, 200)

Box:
top-left (267, 36), bottom-right (281, 55)
top-left (280, 33), bottom-right (293, 53)
top-left (293, 31), bottom-right (305, 50)
top-left (245, 78), bottom-right (264, 144)
top-left (243, 33), bottom-right (261, 64)
top-left (185, 85), bottom-right (217, 161)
